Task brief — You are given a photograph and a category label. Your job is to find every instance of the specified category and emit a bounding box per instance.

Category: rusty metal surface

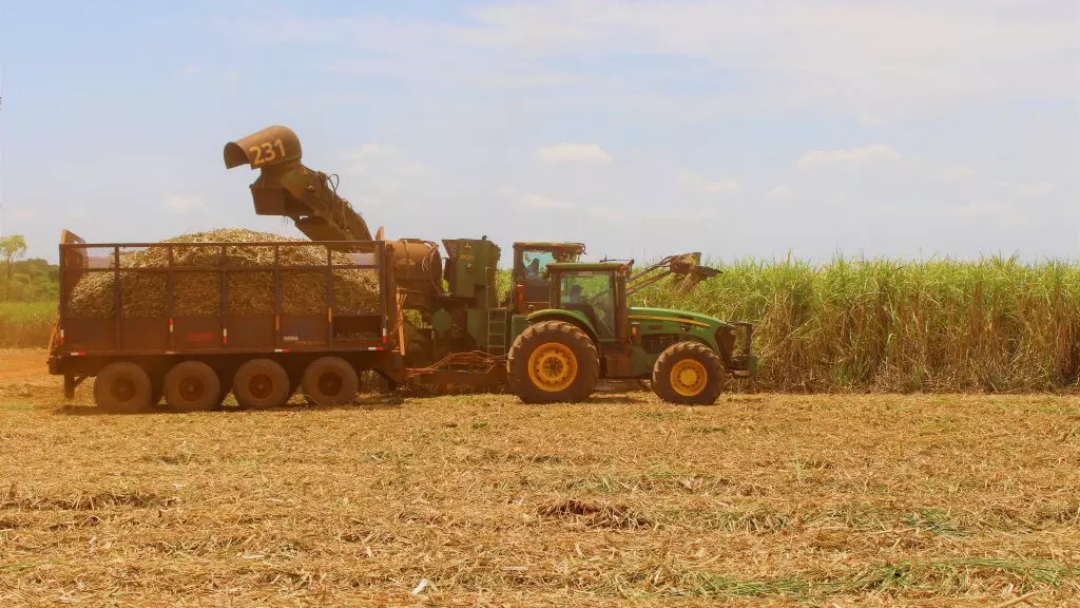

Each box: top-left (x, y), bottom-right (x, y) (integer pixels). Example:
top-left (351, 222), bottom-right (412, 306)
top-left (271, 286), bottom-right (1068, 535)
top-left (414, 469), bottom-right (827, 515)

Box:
top-left (389, 239), bottom-right (443, 312)
top-left (223, 125), bottom-right (304, 170)
top-left (54, 240), bottom-right (394, 358)
top-left (225, 125), bottom-right (373, 243)
top-left (405, 350), bottom-right (506, 389)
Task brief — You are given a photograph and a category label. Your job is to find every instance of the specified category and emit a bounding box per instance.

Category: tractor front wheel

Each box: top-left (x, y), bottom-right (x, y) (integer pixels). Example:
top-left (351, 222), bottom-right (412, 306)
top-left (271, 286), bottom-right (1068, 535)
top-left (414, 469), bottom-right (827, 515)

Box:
top-left (652, 342), bottom-right (726, 405)
top-left (508, 321), bottom-right (599, 404)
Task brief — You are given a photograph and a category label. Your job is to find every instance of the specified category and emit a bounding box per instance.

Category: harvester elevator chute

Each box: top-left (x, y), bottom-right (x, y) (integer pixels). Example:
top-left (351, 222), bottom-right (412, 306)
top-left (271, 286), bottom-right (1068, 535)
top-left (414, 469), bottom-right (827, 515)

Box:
top-left (223, 125), bottom-right (374, 243)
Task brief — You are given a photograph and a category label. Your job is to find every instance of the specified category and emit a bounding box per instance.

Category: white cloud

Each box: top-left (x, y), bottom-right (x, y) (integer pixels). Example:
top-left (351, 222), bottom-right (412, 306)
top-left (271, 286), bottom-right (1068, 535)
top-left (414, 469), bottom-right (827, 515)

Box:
top-left (398, 163), bottom-right (427, 176)
top-left (1002, 182), bottom-right (1055, 197)
top-left (457, 1), bottom-right (1078, 117)
top-left (858, 113), bottom-right (888, 127)
top-left (519, 194), bottom-right (575, 210)
top-left (797, 144), bottom-right (903, 168)
top-left (343, 144), bottom-right (383, 172)
top-left (588, 206), bottom-right (623, 222)
top-left (765, 185), bottom-right (794, 199)
top-left (11, 210), bottom-right (35, 222)
top-left (163, 195), bottom-right (205, 214)
top-left (941, 167), bottom-right (975, 179)
top-left (535, 143), bottom-right (612, 163)
top-left (946, 201), bottom-right (1029, 227)
top-left (678, 171), bottom-right (739, 194)
top-left (643, 206), bottom-right (721, 221)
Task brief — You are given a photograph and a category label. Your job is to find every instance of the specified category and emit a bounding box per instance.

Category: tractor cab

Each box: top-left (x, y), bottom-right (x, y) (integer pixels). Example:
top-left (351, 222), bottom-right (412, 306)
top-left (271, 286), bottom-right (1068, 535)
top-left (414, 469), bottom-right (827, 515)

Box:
top-left (506, 254), bottom-right (757, 406)
top-left (509, 242), bottom-right (586, 313)
top-left (548, 262), bottom-right (627, 343)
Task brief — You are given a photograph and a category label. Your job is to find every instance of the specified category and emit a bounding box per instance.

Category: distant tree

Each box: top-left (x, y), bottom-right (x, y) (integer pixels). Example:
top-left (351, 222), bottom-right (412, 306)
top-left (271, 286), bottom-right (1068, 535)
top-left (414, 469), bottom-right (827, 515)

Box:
top-left (1, 235), bottom-right (28, 280)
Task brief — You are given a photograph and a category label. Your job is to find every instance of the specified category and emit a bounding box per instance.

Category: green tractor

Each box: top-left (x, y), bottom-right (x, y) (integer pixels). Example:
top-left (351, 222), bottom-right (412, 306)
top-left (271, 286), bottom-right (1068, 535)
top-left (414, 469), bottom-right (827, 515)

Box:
top-left (506, 255), bottom-right (757, 405)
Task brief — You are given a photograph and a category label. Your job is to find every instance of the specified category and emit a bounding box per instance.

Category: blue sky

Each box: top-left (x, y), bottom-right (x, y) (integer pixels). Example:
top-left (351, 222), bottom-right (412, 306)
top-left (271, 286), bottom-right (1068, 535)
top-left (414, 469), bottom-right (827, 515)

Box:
top-left (1, 0), bottom-right (1077, 264)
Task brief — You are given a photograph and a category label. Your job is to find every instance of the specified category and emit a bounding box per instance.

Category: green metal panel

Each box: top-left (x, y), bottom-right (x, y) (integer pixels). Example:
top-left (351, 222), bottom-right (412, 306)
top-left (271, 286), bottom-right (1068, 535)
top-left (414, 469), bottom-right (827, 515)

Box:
top-left (467, 307), bottom-right (487, 348)
top-left (628, 306), bottom-right (724, 352)
top-left (443, 238), bottom-right (501, 301)
top-left (630, 346), bottom-right (653, 377)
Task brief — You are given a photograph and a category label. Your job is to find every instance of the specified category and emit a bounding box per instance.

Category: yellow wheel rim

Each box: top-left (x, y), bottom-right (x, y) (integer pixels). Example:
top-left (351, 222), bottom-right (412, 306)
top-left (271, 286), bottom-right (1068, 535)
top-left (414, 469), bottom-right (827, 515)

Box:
top-left (670, 359), bottom-right (708, 397)
top-left (527, 343), bottom-right (578, 392)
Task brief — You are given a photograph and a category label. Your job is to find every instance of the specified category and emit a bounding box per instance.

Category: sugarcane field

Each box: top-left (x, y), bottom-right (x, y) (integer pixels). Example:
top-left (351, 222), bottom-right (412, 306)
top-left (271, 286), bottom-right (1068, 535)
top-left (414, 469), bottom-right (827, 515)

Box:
top-left (1, 2), bottom-right (1079, 607)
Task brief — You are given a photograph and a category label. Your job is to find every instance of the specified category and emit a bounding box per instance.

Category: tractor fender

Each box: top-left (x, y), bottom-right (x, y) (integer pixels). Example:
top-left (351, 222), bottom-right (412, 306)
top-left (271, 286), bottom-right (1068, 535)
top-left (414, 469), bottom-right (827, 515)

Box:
top-left (524, 310), bottom-right (602, 347)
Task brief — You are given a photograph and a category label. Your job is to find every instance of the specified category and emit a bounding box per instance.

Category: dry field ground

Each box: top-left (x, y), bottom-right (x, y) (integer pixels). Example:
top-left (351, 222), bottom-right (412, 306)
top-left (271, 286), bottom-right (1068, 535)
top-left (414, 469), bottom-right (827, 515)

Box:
top-left (0, 348), bottom-right (1078, 607)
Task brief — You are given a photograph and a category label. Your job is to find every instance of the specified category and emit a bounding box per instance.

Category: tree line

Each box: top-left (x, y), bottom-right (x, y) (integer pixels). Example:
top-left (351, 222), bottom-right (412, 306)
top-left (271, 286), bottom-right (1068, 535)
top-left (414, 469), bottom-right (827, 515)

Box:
top-left (1, 235), bottom-right (59, 302)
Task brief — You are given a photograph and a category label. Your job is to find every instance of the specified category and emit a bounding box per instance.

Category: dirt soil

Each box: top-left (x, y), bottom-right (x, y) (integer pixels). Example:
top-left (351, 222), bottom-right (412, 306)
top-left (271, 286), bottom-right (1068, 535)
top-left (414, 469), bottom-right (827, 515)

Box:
top-left (1, 349), bottom-right (1078, 607)
top-left (0, 349), bottom-right (50, 382)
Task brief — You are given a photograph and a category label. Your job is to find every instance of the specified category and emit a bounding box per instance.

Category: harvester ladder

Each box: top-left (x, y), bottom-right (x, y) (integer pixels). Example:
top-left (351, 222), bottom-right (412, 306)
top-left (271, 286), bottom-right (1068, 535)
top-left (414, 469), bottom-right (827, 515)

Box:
top-left (487, 309), bottom-right (508, 357)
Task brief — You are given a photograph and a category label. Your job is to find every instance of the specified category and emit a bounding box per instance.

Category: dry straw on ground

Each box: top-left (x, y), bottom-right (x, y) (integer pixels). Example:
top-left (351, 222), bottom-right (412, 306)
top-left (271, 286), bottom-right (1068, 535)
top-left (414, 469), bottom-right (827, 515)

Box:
top-left (66, 229), bottom-right (380, 318)
top-left (1, 359), bottom-right (1078, 607)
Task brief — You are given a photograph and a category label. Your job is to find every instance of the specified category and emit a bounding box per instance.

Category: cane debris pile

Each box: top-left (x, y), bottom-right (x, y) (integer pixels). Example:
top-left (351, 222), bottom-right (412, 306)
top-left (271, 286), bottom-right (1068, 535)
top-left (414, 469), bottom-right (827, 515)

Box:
top-left (67, 229), bottom-right (380, 318)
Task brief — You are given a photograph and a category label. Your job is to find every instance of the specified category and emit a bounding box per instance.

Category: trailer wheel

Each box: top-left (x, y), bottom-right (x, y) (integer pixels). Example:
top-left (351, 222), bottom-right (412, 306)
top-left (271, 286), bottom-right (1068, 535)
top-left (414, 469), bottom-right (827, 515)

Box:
top-left (652, 341), bottom-right (726, 405)
top-left (163, 361), bottom-right (221, 412)
top-left (93, 362), bottom-right (154, 413)
top-left (301, 357), bottom-right (358, 406)
top-left (233, 359), bottom-right (291, 409)
top-left (507, 320), bottom-right (599, 404)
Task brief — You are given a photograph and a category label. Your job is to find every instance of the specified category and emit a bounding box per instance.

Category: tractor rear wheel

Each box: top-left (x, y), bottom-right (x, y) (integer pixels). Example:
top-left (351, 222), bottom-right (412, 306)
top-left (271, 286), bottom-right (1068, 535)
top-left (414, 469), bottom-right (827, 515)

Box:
top-left (94, 362), bottom-right (154, 413)
top-left (508, 321), bottom-right (599, 404)
top-left (652, 342), bottom-right (726, 405)
top-left (163, 361), bottom-right (221, 412)
top-left (233, 359), bottom-right (291, 409)
top-left (301, 357), bottom-right (359, 406)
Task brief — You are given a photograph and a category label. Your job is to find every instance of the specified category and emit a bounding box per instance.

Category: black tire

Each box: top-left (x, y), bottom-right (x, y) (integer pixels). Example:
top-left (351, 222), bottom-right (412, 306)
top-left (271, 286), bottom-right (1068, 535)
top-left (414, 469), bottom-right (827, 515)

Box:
top-left (163, 361), bottom-right (221, 412)
top-left (301, 356), bottom-right (359, 406)
top-left (232, 359), bottom-right (291, 409)
top-left (93, 362), bottom-right (154, 413)
top-left (507, 321), bottom-right (599, 404)
top-left (652, 341), bottom-right (726, 405)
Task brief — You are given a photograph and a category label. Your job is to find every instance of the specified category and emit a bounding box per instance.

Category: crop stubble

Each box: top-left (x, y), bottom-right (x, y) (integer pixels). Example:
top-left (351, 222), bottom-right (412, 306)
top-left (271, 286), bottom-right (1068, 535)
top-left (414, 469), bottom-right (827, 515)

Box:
top-left (0, 361), bottom-right (1077, 607)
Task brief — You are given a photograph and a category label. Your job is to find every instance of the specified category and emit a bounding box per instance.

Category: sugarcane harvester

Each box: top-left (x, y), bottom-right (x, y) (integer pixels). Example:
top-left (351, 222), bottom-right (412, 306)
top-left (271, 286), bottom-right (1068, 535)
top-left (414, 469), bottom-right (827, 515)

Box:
top-left (224, 126), bottom-right (757, 404)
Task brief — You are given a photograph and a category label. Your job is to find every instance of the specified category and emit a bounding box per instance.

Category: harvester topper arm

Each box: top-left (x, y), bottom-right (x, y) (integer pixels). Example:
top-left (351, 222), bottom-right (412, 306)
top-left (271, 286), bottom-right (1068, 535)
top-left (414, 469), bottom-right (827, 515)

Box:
top-left (625, 252), bottom-right (720, 297)
top-left (223, 125), bottom-right (373, 243)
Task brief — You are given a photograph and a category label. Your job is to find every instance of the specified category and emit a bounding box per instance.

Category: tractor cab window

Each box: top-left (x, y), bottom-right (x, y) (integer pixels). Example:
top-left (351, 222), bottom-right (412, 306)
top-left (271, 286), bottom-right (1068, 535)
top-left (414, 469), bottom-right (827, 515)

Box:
top-left (522, 250), bottom-right (556, 284)
top-left (521, 248), bottom-right (581, 284)
top-left (559, 271), bottom-right (616, 339)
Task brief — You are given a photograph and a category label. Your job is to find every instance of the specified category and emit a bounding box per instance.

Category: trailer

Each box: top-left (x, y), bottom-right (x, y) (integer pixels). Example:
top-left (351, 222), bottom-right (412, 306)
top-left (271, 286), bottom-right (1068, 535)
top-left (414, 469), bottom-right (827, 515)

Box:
top-left (47, 230), bottom-right (408, 412)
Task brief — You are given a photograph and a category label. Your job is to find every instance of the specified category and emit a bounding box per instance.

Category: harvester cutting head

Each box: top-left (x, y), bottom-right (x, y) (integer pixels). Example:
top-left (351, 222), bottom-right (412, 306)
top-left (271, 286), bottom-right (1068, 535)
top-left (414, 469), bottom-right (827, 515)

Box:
top-left (624, 252), bottom-right (721, 296)
top-left (223, 125), bottom-right (373, 243)
top-left (667, 252), bottom-right (720, 293)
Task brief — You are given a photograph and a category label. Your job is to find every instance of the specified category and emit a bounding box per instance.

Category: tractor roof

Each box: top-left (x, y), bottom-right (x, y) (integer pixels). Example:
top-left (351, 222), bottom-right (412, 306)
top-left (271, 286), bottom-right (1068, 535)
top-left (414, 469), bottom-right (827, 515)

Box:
top-left (547, 261), bottom-right (631, 273)
top-left (514, 242), bottom-right (586, 251)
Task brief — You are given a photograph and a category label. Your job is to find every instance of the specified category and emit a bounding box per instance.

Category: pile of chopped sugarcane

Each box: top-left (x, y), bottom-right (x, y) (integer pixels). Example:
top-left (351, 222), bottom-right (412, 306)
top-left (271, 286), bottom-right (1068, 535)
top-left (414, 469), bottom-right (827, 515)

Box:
top-left (67, 229), bottom-right (381, 318)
